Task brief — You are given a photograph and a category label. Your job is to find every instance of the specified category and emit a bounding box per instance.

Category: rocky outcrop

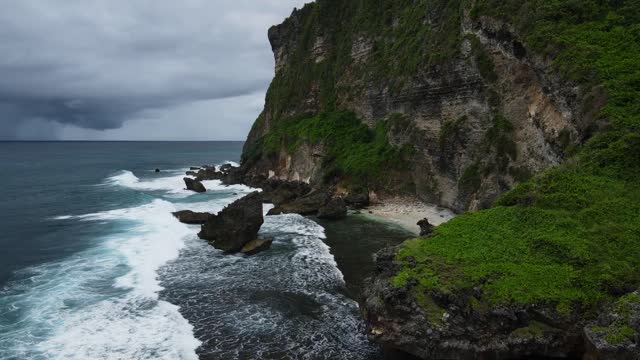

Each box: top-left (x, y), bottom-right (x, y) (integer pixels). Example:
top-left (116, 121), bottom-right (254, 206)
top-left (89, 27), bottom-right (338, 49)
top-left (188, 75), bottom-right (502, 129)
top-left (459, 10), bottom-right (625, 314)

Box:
top-left (362, 247), bottom-right (585, 359)
top-left (240, 238), bottom-right (273, 256)
top-left (344, 190), bottom-right (370, 209)
top-left (584, 292), bottom-right (640, 359)
top-left (184, 177), bottom-right (206, 193)
top-left (317, 197), bottom-right (347, 220)
top-left (259, 178), bottom-right (312, 205)
top-left (198, 192), bottom-right (264, 253)
top-left (220, 166), bottom-right (246, 185)
top-left (417, 218), bottom-right (434, 236)
top-left (193, 168), bottom-right (223, 181)
top-left (267, 190), bottom-right (329, 216)
top-left (172, 210), bottom-right (211, 224)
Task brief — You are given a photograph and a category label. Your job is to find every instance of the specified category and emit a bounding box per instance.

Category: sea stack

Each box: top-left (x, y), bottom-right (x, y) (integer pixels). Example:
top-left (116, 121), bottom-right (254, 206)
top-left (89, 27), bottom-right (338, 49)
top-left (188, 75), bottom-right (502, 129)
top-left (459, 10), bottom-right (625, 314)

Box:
top-left (198, 191), bottom-right (264, 253)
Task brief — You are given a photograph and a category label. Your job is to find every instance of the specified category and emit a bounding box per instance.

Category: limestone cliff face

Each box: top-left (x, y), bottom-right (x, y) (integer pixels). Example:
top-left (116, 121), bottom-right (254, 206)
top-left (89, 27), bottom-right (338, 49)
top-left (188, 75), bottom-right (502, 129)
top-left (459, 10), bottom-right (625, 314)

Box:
top-left (242, 1), bottom-right (601, 212)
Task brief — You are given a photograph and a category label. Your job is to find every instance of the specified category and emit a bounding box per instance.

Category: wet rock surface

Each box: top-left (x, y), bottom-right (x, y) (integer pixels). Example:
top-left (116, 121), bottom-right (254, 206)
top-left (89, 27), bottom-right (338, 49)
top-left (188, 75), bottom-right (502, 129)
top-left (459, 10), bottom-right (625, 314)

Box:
top-left (318, 197), bottom-right (348, 220)
top-left (267, 190), bottom-right (330, 216)
top-left (240, 238), bottom-right (274, 256)
top-left (198, 191), bottom-right (264, 253)
top-left (172, 210), bottom-right (211, 225)
top-left (184, 177), bottom-right (206, 193)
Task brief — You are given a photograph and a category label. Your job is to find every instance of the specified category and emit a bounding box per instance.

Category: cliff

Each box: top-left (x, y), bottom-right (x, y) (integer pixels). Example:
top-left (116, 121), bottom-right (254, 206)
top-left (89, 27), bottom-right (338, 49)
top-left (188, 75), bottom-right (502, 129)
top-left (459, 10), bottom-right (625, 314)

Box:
top-left (242, 0), bottom-right (640, 358)
top-left (242, 0), bottom-right (604, 212)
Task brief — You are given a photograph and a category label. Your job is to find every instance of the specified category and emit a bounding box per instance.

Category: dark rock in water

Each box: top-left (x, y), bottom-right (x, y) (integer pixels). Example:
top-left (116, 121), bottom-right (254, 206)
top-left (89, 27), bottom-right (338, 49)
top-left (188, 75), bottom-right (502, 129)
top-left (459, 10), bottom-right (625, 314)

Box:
top-left (195, 168), bottom-right (223, 181)
top-left (584, 290), bottom-right (640, 359)
top-left (233, 192), bottom-right (238, 195)
top-left (318, 197), bottom-right (347, 220)
top-left (155, 168), bottom-right (160, 173)
top-left (172, 210), bottom-right (211, 224)
top-left (267, 190), bottom-right (329, 216)
top-left (417, 218), bottom-right (434, 236)
top-left (240, 238), bottom-right (273, 256)
top-left (362, 248), bottom-right (585, 359)
top-left (198, 191), bottom-right (264, 253)
top-left (345, 190), bottom-right (370, 209)
top-left (219, 163), bottom-right (233, 173)
top-left (186, 171), bottom-right (198, 176)
top-left (184, 177), bottom-right (206, 193)
top-left (221, 166), bottom-right (245, 185)
top-left (189, 166), bottom-right (201, 170)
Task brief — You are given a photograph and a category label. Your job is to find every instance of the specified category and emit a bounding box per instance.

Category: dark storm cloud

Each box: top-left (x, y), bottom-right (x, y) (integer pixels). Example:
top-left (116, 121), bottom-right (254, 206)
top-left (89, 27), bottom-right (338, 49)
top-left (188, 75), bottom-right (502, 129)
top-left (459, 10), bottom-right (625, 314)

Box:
top-left (0, 0), bottom-right (306, 140)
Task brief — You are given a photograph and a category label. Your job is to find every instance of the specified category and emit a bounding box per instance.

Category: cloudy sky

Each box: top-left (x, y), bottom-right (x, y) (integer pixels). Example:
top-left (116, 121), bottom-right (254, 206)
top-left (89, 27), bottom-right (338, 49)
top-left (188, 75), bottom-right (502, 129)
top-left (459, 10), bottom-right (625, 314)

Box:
top-left (0, 0), bottom-right (307, 140)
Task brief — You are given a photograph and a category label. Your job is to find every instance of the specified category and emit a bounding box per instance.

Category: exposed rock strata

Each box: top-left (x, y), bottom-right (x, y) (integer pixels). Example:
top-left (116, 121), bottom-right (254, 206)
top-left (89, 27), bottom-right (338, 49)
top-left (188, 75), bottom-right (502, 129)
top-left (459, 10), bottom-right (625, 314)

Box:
top-left (241, 4), bottom-right (604, 213)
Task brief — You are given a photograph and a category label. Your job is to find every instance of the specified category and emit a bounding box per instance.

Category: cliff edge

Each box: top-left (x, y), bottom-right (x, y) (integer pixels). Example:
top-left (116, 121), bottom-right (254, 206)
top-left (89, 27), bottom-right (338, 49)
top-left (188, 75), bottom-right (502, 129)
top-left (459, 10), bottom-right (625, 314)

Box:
top-left (241, 0), bottom-right (640, 358)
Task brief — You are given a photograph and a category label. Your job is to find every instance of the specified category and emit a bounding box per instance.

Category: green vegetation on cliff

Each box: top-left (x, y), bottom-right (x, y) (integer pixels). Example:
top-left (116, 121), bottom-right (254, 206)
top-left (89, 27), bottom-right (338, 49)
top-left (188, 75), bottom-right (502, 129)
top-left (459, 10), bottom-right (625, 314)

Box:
top-left (247, 0), bottom-right (640, 314)
top-left (394, 0), bottom-right (640, 314)
top-left (262, 0), bottom-right (466, 119)
top-left (261, 111), bottom-right (412, 184)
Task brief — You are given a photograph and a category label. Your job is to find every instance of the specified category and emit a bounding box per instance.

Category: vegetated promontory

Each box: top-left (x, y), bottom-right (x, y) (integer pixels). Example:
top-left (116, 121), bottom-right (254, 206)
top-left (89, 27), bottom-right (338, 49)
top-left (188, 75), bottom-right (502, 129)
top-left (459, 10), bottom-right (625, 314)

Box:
top-left (237, 0), bottom-right (640, 358)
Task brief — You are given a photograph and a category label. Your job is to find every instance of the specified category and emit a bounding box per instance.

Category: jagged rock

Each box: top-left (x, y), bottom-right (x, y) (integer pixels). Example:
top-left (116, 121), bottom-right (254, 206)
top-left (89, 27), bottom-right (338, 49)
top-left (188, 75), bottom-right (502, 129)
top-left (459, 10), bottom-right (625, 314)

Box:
top-left (189, 166), bottom-right (201, 170)
top-left (184, 177), bottom-right (206, 193)
top-left (240, 238), bottom-right (273, 256)
top-left (267, 190), bottom-right (329, 216)
top-left (219, 163), bottom-right (233, 173)
top-left (362, 247), bottom-right (584, 359)
top-left (344, 190), bottom-right (370, 209)
top-left (240, 3), bottom-right (594, 214)
top-left (186, 171), bottom-right (198, 176)
top-left (317, 197), bottom-right (347, 219)
top-left (417, 218), bottom-right (434, 236)
top-left (195, 168), bottom-right (223, 181)
top-left (584, 291), bottom-right (640, 359)
top-left (220, 166), bottom-right (245, 185)
top-left (198, 192), bottom-right (264, 253)
top-left (172, 210), bottom-right (211, 224)
top-left (260, 179), bottom-right (312, 205)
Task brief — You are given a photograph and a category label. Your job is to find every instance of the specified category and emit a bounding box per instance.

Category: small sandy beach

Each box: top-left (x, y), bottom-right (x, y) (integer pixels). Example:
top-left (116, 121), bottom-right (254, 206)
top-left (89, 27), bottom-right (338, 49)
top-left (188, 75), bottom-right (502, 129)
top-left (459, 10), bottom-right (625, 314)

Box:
top-left (361, 196), bottom-right (456, 235)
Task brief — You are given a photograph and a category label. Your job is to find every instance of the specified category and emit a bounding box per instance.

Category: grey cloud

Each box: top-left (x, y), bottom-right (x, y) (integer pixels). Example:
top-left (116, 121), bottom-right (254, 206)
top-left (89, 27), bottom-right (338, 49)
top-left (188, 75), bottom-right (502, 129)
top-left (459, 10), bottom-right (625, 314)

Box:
top-left (0, 0), bottom-right (306, 139)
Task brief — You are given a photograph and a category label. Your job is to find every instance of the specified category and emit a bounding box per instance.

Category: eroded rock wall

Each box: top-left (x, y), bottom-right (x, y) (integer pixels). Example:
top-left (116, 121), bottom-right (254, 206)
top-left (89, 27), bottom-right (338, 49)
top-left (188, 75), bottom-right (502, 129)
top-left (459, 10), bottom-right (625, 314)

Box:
top-left (242, 2), bottom-right (599, 212)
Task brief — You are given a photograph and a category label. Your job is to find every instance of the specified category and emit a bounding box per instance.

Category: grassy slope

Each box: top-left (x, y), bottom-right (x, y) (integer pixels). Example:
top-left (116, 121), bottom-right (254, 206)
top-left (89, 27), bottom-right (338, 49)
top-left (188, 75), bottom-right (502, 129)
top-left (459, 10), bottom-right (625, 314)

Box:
top-left (394, 0), bottom-right (640, 315)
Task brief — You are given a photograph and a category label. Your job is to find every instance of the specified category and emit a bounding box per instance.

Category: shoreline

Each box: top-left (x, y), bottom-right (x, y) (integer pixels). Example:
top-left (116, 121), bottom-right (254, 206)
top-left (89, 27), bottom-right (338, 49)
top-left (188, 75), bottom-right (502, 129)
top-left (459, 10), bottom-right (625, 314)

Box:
top-left (359, 196), bottom-right (456, 235)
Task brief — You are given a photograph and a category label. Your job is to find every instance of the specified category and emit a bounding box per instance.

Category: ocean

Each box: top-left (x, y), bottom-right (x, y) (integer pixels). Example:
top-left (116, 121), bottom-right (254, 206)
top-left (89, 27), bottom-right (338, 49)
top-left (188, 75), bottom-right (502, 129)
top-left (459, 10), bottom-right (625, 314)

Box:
top-left (0, 141), bottom-right (413, 360)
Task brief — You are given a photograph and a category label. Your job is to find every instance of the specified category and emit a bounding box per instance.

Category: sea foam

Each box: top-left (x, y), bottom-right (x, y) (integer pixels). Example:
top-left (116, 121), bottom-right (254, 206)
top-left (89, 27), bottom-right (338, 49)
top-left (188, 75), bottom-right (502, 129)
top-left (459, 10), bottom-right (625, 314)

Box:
top-left (1, 194), bottom-right (201, 359)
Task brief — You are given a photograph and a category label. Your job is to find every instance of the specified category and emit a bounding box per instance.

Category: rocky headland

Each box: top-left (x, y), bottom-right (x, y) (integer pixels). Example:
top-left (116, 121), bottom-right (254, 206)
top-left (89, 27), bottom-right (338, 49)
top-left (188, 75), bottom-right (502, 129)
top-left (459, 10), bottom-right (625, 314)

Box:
top-left (231, 0), bottom-right (640, 358)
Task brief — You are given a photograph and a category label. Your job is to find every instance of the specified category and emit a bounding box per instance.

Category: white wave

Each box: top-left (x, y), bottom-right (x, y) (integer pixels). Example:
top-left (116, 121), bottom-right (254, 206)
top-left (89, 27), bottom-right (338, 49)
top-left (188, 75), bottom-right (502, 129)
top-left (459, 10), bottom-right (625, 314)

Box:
top-left (199, 179), bottom-right (253, 193)
top-left (218, 160), bottom-right (240, 169)
top-left (37, 299), bottom-right (199, 360)
top-left (0, 199), bottom-right (200, 359)
top-left (107, 170), bottom-right (191, 195)
top-left (262, 214), bottom-right (345, 288)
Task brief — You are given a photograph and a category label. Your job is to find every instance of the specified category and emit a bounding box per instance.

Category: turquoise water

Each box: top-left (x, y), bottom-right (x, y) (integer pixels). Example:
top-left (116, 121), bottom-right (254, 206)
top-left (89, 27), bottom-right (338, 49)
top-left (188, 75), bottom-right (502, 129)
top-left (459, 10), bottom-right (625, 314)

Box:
top-left (0, 142), bottom-right (413, 359)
